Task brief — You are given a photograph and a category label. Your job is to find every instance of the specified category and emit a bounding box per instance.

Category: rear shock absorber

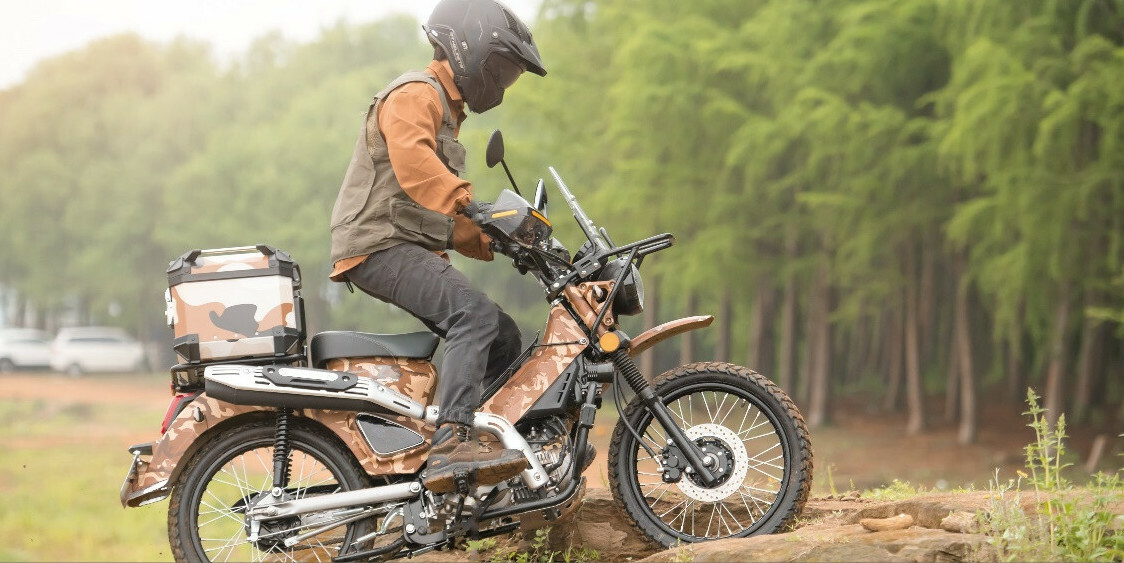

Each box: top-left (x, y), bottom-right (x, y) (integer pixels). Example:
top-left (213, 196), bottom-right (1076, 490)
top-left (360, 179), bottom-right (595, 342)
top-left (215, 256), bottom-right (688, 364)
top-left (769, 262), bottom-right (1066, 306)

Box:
top-left (272, 408), bottom-right (293, 494)
top-left (609, 349), bottom-right (720, 487)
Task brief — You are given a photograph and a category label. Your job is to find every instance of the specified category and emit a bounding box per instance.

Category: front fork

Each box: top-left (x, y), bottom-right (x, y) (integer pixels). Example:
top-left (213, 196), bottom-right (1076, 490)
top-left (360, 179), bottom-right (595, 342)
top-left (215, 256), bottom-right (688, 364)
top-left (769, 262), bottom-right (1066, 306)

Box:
top-left (609, 349), bottom-right (720, 487)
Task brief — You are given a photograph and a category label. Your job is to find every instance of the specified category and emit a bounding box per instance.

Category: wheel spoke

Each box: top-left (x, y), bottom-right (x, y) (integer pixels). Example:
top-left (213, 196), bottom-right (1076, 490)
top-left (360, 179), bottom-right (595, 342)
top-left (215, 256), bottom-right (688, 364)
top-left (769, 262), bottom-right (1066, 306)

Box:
top-left (183, 427), bottom-right (360, 563)
top-left (617, 375), bottom-right (808, 544)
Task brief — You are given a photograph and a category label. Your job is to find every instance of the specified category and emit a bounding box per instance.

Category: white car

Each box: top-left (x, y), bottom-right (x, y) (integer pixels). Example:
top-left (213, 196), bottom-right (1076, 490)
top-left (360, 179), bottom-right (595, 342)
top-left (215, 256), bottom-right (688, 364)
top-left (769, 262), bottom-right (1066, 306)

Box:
top-left (0, 328), bottom-right (52, 372)
top-left (50, 326), bottom-right (148, 376)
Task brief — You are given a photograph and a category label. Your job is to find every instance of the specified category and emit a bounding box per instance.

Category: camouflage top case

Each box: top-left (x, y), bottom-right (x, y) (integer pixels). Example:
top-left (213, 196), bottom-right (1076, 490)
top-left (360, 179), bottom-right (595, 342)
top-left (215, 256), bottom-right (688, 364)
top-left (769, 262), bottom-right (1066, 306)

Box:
top-left (166, 245), bottom-right (304, 364)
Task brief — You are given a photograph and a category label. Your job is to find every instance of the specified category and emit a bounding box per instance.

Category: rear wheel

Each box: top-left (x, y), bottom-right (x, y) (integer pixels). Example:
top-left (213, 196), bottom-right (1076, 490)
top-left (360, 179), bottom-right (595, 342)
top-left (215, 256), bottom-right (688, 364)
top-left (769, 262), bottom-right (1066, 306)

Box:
top-left (168, 420), bottom-right (371, 562)
top-left (608, 362), bottom-right (812, 547)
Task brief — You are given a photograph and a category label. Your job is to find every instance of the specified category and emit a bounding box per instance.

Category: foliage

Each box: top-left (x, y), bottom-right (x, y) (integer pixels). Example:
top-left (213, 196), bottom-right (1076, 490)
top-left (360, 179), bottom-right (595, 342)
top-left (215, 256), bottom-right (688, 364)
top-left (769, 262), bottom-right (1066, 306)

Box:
top-left (863, 478), bottom-right (924, 501)
top-left (982, 389), bottom-right (1124, 562)
top-left (1, 0), bottom-right (1124, 435)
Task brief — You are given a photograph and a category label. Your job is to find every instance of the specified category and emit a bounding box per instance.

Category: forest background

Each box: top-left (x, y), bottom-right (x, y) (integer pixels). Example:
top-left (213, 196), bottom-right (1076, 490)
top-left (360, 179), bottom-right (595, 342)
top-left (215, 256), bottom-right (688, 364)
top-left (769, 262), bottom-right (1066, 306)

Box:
top-left (1, 0), bottom-right (1123, 461)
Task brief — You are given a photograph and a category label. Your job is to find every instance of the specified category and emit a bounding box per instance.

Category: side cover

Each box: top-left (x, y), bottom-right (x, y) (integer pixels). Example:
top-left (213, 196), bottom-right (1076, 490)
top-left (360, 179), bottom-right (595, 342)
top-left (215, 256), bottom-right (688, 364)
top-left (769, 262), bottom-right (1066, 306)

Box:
top-left (120, 395), bottom-right (436, 508)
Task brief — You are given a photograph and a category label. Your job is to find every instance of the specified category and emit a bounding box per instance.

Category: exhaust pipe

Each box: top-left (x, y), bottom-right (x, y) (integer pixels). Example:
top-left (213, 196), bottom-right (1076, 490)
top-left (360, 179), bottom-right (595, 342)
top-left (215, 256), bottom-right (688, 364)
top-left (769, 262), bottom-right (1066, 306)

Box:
top-left (249, 481), bottom-right (421, 520)
top-left (204, 365), bottom-right (425, 419)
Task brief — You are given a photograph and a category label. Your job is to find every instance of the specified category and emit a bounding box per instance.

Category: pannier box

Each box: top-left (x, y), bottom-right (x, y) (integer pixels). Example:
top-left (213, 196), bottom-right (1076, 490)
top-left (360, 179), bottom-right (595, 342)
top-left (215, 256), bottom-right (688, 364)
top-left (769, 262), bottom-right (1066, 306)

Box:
top-left (166, 245), bottom-right (305, 364)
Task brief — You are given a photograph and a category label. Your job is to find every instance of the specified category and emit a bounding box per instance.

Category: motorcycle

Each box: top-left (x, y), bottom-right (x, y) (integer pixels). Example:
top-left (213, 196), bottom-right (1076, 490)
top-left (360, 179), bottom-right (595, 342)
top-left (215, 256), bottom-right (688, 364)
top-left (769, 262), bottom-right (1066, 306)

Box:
top-left (120, 130), bottom-right (813, 562)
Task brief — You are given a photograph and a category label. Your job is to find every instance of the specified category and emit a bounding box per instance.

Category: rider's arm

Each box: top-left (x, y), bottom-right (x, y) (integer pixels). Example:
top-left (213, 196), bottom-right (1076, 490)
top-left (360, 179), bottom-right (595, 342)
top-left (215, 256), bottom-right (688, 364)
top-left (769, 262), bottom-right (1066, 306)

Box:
top-left (378, 83), bottom-right (493, 261)
top-left (377, 82), bottom-right (470, 215)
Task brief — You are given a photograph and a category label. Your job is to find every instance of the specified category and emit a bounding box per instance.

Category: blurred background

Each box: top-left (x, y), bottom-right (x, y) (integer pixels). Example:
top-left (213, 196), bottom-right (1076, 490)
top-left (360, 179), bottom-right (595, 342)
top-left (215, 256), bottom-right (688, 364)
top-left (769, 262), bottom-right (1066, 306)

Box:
top-left (1, 0), bottom-right (1123, 559)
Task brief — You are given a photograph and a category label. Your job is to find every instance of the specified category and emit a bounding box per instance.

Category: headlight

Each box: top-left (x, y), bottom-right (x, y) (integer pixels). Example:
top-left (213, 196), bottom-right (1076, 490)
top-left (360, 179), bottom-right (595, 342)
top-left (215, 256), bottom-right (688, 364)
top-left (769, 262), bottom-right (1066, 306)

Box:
top-left (598, 258), bottom-right (644, 316)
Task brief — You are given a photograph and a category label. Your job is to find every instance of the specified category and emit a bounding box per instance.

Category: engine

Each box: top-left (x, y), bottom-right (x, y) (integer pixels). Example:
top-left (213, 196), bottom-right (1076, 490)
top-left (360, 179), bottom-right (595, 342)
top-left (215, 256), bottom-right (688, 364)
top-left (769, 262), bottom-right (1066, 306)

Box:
top-left (510, 416), bottom-right (578, 503)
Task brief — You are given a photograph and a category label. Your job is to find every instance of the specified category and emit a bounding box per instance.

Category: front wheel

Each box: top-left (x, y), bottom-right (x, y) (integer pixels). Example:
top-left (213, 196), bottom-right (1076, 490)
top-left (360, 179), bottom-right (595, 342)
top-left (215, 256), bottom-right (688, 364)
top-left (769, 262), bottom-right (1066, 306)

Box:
top-left (168, 420), bottom-right (370, 562)
top-left (608, 362), bottom-right (812, 547)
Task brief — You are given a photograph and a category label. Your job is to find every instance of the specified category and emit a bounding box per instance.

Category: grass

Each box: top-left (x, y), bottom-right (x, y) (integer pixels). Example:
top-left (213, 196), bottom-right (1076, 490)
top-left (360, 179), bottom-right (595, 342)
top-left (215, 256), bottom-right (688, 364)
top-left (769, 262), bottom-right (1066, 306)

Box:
top-left (464, 527), bottom-right (601, 563)
top-left (0, 396), bottom-right (171, 562)
top-left (980, 389), bottom-right (1124, 562)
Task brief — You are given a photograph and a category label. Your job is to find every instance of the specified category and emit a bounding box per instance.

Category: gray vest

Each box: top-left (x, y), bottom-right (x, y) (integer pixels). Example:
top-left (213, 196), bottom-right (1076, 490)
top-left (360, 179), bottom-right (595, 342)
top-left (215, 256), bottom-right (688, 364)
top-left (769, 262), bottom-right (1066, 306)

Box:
top-left (329, 71), bottom-right (466, 265)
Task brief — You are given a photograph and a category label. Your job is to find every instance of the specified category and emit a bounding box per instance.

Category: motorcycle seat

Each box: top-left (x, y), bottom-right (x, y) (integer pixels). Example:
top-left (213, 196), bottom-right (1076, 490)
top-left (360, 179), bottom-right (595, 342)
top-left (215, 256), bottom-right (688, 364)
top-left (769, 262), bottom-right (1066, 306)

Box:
top-left (309, 331), bottom-right (440, 367)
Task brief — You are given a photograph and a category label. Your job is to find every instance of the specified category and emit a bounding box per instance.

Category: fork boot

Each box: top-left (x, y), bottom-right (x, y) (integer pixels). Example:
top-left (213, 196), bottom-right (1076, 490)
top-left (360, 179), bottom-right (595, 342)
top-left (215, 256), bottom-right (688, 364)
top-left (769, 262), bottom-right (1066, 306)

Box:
top-left (422, 423), bottom-right (528, 493)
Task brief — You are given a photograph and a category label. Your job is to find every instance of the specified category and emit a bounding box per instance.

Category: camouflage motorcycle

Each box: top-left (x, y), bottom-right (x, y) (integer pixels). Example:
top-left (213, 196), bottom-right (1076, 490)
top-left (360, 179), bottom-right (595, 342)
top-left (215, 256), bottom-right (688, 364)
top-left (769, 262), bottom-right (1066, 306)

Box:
top-left (120, 131), bottom-right (812, 562)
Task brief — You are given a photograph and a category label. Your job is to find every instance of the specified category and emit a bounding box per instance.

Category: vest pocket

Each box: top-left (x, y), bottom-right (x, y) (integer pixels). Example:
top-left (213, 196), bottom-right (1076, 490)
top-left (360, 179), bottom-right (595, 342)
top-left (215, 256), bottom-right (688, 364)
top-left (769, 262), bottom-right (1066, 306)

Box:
top-left (438, 135), bottom-right (466, 175)
top-left (390, 198), bottom-right (455, 251)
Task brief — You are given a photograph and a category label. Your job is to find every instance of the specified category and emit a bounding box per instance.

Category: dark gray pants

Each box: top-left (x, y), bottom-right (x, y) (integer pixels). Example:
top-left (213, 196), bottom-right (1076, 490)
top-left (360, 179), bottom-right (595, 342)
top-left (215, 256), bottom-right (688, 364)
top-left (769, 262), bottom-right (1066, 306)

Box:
top-left (345, 243), bottom-right (523, 427)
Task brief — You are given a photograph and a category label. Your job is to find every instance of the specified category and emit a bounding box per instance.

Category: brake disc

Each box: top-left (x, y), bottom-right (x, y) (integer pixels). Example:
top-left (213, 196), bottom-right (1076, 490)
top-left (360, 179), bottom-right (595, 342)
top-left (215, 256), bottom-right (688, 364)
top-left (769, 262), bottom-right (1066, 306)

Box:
top-left (675, 424), bottom-right (749, 503)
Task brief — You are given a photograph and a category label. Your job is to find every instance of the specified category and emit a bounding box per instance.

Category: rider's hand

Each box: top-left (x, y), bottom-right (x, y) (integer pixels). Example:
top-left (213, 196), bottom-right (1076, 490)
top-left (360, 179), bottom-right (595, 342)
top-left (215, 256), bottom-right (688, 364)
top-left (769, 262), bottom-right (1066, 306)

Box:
top-left (461, 200), bottom-right (494, 223)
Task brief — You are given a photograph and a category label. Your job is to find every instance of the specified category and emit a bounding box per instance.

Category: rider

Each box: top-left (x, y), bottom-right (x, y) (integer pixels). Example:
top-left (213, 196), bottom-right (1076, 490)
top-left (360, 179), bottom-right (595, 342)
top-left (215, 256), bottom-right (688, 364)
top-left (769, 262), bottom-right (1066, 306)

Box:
top-left (327, 0), bottom-right (547, 493)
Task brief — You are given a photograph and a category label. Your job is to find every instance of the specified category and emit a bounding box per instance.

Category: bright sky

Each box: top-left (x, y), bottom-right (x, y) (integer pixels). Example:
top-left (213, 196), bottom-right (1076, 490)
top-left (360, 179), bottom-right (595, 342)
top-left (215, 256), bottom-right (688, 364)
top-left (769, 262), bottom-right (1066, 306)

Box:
top-left (0, 0), bottom-right (542, 89)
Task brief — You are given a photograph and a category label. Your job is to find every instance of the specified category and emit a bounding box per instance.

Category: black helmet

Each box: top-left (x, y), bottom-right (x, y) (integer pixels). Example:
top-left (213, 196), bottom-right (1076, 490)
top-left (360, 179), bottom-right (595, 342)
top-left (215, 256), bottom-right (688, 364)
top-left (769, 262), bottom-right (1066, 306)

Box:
top-left (423, 0), bottom-right (547, 113)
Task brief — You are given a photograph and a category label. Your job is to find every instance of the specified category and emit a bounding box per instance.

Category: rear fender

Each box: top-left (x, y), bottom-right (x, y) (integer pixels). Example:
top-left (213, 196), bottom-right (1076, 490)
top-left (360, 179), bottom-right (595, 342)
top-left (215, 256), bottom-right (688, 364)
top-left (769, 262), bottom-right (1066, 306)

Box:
top-left (121, 395), bottom-right (271, 507)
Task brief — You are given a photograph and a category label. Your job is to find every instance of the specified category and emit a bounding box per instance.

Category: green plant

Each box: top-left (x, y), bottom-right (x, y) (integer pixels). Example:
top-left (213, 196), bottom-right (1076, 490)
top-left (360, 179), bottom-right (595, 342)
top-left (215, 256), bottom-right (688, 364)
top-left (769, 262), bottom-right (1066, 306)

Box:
top-left (981, 389), bottom-right (1124, 562)
top-left (483, 527), bottom-right (601, 563)
top-left (466, 537), bottom-right (498, 558)
top-left (825, 463), bottom-right (838, 497)
top-left (670, 542), bottom-right (695, 563)
top-left (863, 478), bottom-right (921, 501)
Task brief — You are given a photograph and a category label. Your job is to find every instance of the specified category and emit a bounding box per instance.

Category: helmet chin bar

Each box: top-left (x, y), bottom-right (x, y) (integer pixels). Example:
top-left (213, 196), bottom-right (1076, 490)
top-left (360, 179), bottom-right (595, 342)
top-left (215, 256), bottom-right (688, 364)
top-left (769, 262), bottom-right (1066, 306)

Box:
top-left (459, 74), bottom-right (505, 114)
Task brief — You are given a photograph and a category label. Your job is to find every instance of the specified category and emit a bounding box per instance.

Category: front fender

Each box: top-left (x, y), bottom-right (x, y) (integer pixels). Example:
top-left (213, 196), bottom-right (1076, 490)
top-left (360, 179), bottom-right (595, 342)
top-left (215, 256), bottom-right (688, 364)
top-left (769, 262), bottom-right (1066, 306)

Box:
top-left (627, 315), bottom-right (714, 359)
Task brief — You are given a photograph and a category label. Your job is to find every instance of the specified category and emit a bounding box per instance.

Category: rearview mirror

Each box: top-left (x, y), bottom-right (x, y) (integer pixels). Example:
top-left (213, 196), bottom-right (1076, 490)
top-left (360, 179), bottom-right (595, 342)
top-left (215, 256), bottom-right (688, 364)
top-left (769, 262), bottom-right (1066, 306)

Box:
top-left (486, 130), bottom-right (505, 169)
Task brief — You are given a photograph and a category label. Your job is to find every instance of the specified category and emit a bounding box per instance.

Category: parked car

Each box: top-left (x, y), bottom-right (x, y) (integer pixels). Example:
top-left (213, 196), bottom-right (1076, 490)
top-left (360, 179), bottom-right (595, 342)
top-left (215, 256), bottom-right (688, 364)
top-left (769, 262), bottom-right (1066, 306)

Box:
top-left (0, 328), bottom-right (52, 372)
top-left (50, 326), bottom-right (148, 376)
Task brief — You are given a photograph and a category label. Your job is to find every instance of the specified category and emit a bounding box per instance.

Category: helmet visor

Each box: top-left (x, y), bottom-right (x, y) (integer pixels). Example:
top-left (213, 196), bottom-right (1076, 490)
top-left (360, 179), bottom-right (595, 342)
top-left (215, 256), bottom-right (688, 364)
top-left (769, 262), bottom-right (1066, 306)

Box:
top-left (484, 53), bottom-right (525, 90)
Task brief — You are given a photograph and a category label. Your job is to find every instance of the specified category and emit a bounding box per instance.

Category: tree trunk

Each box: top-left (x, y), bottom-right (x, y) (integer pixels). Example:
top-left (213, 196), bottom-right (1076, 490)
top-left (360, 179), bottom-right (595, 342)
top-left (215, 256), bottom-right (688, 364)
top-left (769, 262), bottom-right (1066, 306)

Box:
top-left (777, 274), bottom-right (797, 392)
top-left (945, 328), bottom-right (959, 423)
top-left (1005, 306), bottom-right (1025, 405)
top-left (918, 241), bottom-right (937, 367)
top-left (747, 287), bottom-right (763, 369)
top-left (847, 313), bottom-right (869, 385)
top-left (883, 303), bottom-right (904, 412)
top-left (13, 293), bottom-right (27, 327)
top-left (679, 293), bottom-right (696, 365)
top-left (955, 268), bottom-right (977, 445)
top-left (715, 290), bottom-right (732, 362)
top-left (905, 247), bottom-right (925, 435)
top-left (865, 309), bottom-right (885, 383)
top-left (1072, 292), bottom-right (1103, 424)
top-left (807, 263), bottom-right (832, 428)
top-left (1044, 284), bottom-right (1072, 429)
top-left (640, 276), bottom-right (659, 379)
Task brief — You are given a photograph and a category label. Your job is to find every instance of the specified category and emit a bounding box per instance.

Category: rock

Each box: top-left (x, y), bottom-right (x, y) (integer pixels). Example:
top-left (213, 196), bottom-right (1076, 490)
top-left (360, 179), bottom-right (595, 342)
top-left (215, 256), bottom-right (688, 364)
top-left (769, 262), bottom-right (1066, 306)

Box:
top-left (638, 524), bottom-right (996, 563)
top-left (940, 511), bottom-right (980, 534)
top-left (542, 488), bottom-right (661, 561)
top-left (416, 489), bottom-right (1006, 562)
top-left (861, 513), bottom-right (914, 532)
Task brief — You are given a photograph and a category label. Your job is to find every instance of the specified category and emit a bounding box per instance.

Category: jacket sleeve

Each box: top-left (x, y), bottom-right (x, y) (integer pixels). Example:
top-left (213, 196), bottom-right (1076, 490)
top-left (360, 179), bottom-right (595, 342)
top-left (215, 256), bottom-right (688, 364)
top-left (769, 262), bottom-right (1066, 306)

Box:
top-left (377, 82), bottom-right (492, 261)
top-left (377, 82), bottom-right (472, 215)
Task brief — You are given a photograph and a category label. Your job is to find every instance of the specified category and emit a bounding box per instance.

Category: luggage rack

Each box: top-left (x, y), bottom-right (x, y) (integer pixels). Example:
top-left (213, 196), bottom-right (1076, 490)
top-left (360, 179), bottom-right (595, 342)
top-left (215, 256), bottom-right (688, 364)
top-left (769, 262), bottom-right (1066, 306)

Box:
top-left (170, 353), bottom-right (307, 393)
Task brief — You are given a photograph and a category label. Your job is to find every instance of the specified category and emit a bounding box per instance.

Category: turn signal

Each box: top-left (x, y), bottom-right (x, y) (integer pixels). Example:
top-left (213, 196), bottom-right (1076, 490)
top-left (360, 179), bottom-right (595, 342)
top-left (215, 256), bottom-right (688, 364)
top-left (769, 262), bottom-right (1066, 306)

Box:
top-left (599, 332), bottom-right (621, 353)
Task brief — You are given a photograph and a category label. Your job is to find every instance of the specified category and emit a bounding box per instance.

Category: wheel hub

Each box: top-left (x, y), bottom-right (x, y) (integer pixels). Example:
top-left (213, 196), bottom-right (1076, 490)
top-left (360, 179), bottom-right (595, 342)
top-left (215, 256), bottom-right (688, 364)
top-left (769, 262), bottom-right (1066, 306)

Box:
top-left (242, 491), bottom-right (300, 551)
top-left (674, 424), bottom-right (749, 503)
